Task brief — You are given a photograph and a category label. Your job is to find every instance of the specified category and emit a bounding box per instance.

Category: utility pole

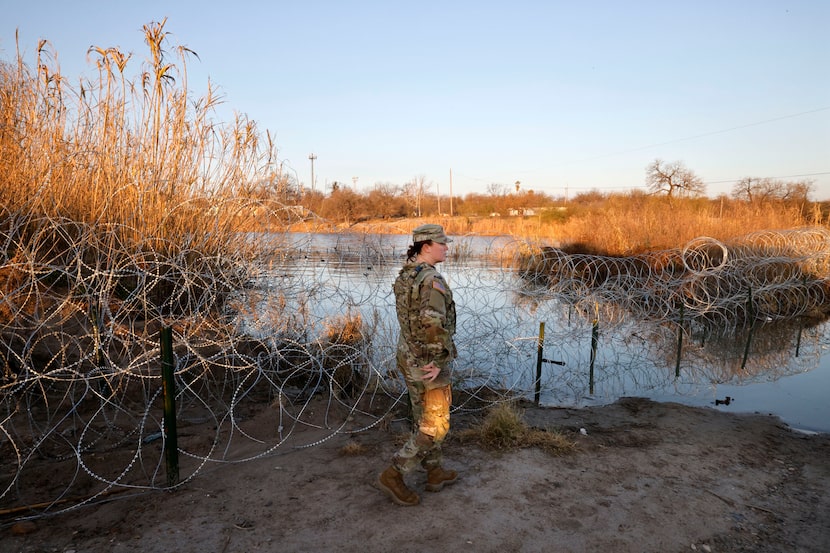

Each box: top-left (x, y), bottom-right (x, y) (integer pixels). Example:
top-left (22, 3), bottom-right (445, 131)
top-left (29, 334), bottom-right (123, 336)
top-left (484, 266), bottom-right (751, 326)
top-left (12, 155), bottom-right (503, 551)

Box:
top-left (449, 169), bottom-right (454, 217)
top-left (437, 181), bottom-right (441, 215)
top-left (309, 153), bottom-right (317, 194)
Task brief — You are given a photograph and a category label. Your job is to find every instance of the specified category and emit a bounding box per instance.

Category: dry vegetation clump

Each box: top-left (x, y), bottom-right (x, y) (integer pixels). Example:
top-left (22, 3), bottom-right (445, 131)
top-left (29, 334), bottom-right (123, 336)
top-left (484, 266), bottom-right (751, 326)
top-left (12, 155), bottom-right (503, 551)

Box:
top-left (458, 401), bottom-right (576, 456)
top-left (339, 441), bottom-right (369, 456)
top-left (319, 311), bottom-right (372, 399)
top-left (322, 311), bottom-right (368, 346)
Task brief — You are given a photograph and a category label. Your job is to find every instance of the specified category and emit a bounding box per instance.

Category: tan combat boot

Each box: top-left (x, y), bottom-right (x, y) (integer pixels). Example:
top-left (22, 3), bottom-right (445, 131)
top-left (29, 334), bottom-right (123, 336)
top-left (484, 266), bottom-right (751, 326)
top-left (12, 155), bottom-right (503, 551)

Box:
top-left (425, 466), bottom-right (458, 492)
top-left (378, 466), bottom-right (420, 506)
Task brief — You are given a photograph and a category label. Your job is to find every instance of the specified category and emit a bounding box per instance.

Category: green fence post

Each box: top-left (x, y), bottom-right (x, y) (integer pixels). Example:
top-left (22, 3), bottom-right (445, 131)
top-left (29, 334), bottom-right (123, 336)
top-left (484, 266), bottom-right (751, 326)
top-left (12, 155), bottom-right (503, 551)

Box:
top-left (160, 326), bottom-right (179, 487)
top-left (589, 318), bottom-right (598, 395)
top-left (741, 285), bottom-right (755, 372)
top-left (795, 320), bottom-right (803, 357)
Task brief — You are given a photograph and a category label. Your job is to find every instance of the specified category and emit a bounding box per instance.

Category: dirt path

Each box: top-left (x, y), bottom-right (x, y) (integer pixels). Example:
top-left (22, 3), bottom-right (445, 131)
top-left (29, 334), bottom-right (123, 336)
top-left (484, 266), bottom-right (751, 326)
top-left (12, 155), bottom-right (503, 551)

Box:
top-left (4, 397), bottom-right (829, 553)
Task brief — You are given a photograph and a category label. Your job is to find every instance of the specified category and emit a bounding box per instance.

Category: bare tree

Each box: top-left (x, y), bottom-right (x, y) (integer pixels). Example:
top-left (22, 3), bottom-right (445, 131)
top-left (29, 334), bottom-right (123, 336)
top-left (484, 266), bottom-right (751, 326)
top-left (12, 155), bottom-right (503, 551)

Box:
top-left (487, 182), bottom-right (508, 197)
top-left (781, 180), bottom-right (813, 204)
top-left (732, 177), bottom-right (813, 205)
top-left (732, 177), bottom-right (761, 203)
top-left (645, 159), bottom-right (705, 198)
top-left (403, 175), bottom-right (429, 217)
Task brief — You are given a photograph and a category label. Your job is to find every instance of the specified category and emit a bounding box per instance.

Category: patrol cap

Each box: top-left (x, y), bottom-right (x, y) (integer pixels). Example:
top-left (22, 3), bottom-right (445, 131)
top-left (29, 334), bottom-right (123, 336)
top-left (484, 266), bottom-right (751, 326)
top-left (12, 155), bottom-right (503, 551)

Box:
top-left (412, 223), bottom-right (452, 244)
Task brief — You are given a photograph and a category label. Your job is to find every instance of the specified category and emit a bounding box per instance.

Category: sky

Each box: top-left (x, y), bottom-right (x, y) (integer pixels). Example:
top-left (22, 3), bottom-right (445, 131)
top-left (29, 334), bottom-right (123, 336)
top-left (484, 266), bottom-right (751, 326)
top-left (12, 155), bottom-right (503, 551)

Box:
top-left (3, 1), bottom-right (829, 200)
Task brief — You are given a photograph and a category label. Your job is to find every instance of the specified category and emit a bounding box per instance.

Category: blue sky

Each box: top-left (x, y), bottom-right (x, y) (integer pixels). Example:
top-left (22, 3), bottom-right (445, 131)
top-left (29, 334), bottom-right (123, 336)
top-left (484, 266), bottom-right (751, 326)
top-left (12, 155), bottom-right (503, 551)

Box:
top-left (3, 1), bottom-right (829, 199)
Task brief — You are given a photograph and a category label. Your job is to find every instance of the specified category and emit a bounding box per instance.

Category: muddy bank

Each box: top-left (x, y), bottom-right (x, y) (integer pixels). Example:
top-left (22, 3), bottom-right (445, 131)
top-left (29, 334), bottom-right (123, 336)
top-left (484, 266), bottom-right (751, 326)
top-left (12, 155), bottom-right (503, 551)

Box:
top-left (4, 398), bottom-right (829, 553)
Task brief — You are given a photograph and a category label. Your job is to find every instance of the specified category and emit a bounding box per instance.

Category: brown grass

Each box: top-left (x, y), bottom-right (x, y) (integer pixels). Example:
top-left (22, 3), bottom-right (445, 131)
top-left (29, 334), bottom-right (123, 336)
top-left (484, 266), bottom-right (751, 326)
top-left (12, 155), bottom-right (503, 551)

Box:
top-left (345, 194), bottom-right (820, 256)
top-left (547, 195), bottom-right (817, 255)
top-left (457, 402), bottom-right (576, 455)
top-left (0, 20), bottom-right (287, 261)
top-left (338, 442), bottom-right (368, 456)
top-left (320, 311), bottom-right (371, 398)
top-left (322, 311), bottom-right (368, 346)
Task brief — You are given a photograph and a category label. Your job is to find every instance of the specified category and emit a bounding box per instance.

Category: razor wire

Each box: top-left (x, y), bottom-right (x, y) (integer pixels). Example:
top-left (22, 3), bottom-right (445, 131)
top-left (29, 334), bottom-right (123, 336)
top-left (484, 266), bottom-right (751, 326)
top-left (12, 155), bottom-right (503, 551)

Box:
top-left (2, 215), bottom-right (830, 518)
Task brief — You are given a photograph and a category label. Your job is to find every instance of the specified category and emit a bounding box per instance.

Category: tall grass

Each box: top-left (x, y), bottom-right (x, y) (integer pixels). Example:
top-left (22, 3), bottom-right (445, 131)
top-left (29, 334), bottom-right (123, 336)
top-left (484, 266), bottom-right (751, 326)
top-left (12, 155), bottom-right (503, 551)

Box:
top-left (0, 20), bottom-right (285, 261)
top-left (547, 194), bottom-right (817, 255)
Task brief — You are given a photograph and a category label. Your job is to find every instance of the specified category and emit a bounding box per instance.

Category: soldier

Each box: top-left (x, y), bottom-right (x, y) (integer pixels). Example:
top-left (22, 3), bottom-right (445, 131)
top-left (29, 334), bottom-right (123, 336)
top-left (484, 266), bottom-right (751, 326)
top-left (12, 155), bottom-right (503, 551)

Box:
top-left (378, 224), bottom-right (458, 506)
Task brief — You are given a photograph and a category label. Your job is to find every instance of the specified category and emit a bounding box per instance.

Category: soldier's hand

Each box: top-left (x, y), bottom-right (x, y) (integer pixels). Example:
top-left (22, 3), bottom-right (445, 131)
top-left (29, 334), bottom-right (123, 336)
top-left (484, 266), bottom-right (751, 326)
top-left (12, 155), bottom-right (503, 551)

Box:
top-left (420, 362), bottom-right (440, 382)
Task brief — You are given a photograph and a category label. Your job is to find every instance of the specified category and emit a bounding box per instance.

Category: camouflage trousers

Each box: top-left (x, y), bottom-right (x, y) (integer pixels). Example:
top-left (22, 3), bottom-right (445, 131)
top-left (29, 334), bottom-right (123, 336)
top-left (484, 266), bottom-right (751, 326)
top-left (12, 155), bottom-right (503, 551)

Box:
top-left (392, 363), bottom-right (452, 474)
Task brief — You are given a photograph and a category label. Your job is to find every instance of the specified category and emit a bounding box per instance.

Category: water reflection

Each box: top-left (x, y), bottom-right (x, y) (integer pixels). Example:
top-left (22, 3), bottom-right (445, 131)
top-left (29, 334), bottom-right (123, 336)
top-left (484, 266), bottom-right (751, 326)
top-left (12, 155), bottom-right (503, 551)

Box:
top-left (239, 231), bottom-right (830, 432)
top-left (520, 229), bottom-right (830, 329)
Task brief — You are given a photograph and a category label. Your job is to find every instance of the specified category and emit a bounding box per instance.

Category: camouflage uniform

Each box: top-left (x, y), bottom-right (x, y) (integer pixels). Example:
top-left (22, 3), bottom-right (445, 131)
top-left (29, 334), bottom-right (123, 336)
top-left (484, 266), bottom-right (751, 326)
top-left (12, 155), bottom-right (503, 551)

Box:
top-left (392, 260), bottom-right (457, 473)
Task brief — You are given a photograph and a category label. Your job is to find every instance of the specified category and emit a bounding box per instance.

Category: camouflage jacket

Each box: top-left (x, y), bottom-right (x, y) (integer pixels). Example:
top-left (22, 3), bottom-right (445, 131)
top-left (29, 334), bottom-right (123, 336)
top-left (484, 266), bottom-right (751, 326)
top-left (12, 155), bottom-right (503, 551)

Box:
top-left (393, 261), bottom-right (457, 379)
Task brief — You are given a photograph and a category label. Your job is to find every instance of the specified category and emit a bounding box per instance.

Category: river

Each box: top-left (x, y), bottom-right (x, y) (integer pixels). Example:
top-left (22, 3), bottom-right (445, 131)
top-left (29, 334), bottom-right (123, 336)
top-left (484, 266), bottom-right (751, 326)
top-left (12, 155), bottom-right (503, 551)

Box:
top-left (246, 231), bottom-right (830, 434)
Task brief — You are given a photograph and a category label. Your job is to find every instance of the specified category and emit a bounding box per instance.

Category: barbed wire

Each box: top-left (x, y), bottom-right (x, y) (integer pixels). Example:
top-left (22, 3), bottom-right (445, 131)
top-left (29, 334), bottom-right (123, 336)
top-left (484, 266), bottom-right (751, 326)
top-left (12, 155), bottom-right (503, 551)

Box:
top-left (1, 214), bottom-right (829, 519)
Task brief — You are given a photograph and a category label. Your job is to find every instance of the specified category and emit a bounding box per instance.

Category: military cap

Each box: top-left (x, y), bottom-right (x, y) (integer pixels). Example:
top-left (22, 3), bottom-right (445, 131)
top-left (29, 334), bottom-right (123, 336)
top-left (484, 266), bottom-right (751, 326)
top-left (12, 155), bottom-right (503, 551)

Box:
top-left (412, 223), bottom-right (452, 244)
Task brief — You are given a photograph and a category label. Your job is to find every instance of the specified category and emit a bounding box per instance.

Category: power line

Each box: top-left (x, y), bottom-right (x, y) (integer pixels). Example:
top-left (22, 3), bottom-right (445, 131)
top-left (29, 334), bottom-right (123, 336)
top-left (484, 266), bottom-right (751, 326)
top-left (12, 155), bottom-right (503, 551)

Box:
top-left (704, 171), bottom-right (830, 185)
top-left (458, 107), bottom-right (830, 184)
top-left (583, 106), bottom-right (830, 162)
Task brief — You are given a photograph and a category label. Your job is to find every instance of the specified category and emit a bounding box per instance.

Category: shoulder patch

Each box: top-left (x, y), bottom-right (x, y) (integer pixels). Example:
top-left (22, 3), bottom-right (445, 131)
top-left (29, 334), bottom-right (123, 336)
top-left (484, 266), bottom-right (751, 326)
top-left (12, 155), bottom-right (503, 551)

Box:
top-left (432, 279), bottom-right (447, 294)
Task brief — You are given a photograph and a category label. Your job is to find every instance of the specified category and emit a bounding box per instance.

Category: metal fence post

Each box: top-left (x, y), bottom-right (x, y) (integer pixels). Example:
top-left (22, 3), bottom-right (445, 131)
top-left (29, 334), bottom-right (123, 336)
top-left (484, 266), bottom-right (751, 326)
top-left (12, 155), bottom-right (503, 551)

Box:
top-left (160, 326), bottom-right (179, 487)
top-left (589, 319), bottom-right (599, 395)
top-left (534, 322), bottom-right (545, 405)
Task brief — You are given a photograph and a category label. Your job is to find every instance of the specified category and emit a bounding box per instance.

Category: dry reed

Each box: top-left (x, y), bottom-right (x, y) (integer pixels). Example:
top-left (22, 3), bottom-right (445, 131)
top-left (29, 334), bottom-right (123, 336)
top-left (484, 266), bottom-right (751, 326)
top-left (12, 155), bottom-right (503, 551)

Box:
top-left (1, 19), bottom-right (289, 263)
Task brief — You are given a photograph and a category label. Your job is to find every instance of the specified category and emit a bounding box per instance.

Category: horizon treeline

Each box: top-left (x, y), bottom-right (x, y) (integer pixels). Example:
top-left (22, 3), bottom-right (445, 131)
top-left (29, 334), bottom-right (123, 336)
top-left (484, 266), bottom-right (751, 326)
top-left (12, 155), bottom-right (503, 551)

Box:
top-left (270, 171), bottom-right (824, 254)
top-left (260, 176), bottom-right (820, 225)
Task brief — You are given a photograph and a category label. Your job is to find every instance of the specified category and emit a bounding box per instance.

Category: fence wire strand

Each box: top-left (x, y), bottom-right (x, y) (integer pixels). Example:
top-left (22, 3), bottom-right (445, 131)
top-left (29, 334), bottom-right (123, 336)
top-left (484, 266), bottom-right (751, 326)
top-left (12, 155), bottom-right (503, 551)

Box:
top-left (2, 217), bottom-right (830, 518)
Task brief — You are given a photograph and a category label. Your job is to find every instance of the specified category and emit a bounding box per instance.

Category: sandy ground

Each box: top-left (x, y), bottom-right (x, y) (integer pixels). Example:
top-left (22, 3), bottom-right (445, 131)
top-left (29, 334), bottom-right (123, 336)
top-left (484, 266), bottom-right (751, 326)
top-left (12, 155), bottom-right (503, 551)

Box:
top-left (3, 396), bottom-right (829, 553)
